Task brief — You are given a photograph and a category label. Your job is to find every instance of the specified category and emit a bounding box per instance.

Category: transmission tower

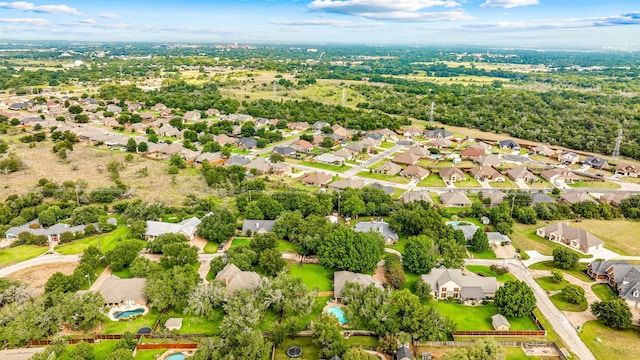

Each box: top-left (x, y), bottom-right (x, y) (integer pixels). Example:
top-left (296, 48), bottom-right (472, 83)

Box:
top-left (612, 129), bottom-right (623, 160)
top-left (429, 102), bottom-right (435, 125)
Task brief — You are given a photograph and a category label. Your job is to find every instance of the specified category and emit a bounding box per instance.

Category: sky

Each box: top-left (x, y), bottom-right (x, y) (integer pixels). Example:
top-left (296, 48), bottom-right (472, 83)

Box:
top-left (0, 0), bottom-right (639, 48)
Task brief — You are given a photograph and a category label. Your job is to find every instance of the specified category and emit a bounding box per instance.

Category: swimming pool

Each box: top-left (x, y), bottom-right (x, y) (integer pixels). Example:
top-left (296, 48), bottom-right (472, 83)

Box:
top-left (113, 308), bottom-right (145, 319)
top-left (165, 353), bottom-right (185, 360)
top-left (446, 221), bottom-right (474, 227)
top-left (326, 306), bottom-right (347, 325)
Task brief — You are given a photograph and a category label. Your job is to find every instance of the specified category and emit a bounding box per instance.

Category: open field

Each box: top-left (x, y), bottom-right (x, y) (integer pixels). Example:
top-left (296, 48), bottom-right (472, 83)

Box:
top-left (579, 321), bottom-right (640, 360)
top-left (570, 219), bottom-right (640, 256)
top-left (297, 160), bottom-right (350, 172)
top-left (454, 174), bottom-right (482, 188)
top-left (417, 175), bottom-right (446, 187)
top-left (356, 171), bottom-right (410, 184)
top-left (549, 293), bottom-right (587, 312)
top-left (7, 262), bottom-right (78, 296)
top-left (432, 302), bottom-right (539, 330)
top-left (0, 245), bottom-right (49, 268)
top-left (569, 180), bottom-right (621, 190)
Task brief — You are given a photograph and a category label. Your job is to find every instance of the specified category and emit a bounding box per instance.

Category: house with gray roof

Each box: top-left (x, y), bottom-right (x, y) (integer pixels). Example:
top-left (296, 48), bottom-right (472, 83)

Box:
top-left (559, 191), bottom-right (597, 205)
top-left (328, 179), bottom-right (365, 190)
top-left (395, 345), bottom-right (413, 360)
top-left (498, 139), bottom-right (520, 151)
top-left (588, 260), bottom-right (640, 308)
top-left (531, 192), bottom-right (555, 205)
top-left (451, 223), bottom-right (479, 241)
top-left (215, 263), bottom-right (261, 293)
top-left (145, 216), bottom-right (202, 240)
top-left (5, 219), bottom-right (107, 243)
top-left (354, 220), bottom-right (399, 244)
top-left (273, 146), bottom-right (297, 158)
top-left (245, 157), bottom-right (272, 174)
top-left (440, 191), bottom-right (472, 207)
top-left (225, 154), bottom-right (251, 167)
top-left (401, 190), bottom-right (433, 204)
top-left (424, 128), bottom-right (453, 139)
top-left (333, 271), bottom-right (383, 301)
top-left (373, 162), bottom-right (402, 176)
top-left (506, 167), bottom-right (538, 183)
top-left (242, 220), bottom-right (276, 235)
top-left (314, 153), bottom-right (345, 166)
top-left (368, 182), bottom-right (395, 195)
top-left (422, 267), bottom-right (497, 301)
top-left (481, 191), bottom-right (506, 208)
top-left (93, 275), bottom-right (147, 306)
top-left (536, 222), bottom-right (603, 253)
top-left (583, 156), bottom-right (609, 169)
top-left (238, 137), bottom-right (258, 150)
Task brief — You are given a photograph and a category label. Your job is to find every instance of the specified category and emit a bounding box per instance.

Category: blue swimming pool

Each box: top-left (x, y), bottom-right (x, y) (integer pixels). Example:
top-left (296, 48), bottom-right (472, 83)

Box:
top-left (113, 308), bottom-right (145, 319)
top-left (326, 306), bottom-right (347, 325)
top-left (166, 353), bottom-right (185, 360)
top-left (446, 221), bottom-right (474, 227)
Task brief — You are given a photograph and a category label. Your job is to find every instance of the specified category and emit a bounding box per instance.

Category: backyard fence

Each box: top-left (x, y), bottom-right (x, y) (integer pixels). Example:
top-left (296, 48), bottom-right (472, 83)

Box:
top-left (136, 343), bottom-right (197, 350)
top-left (451, 329), bottom-right (546, 337)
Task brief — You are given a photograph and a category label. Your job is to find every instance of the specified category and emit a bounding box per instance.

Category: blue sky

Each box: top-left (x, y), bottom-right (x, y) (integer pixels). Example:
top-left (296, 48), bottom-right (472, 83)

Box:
top-left (0, 0), bottom-right (639, 48)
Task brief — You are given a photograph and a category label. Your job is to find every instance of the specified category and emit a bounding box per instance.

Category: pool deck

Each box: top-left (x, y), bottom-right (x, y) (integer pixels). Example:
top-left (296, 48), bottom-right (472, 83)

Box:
top-left (159, 349), bottom-right (196, 360)
top-left (107, 304), bottom-right (150, 321)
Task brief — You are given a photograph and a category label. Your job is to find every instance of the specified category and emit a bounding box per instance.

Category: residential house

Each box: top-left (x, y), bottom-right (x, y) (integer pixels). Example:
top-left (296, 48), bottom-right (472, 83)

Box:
top-left (345, 141), bottom-right (372, 154)
top-left (273, 146), bottom-right (297, 158)
top-left (421, 267), bottom-right (498, 301)
top-left (127, 103), bottom-right (142, 112)
top-left (292, 139), bottom-right (314, 153)
top-left (424, 128), bottom-right (453, 139)
top-left (145, 216), bottom-right (202, 240)
top-left (474, 155), bottom-right (502, 168)
top-left (558, 151), bottom-right (579, 165)
top-left (242, 220), bottom-right (276, 234)
top-left (195, 152), bottom-right (224, 165)
top-left (5, 220), bottom-right (105, 243)
top-left (238, 137), bottom-right (258, 150)
top-left (271, 162), bottom-right (292, 177)
top-left (331, 124), bottom-right (348, 138)
top-left (440, 191), bottom-right (472, 207)
top-left (481, 191), bottom-right (507, 208)
top-left (157, 143), bottom-right (186, 158)
top-left (532, 145), bottom-right (556, 157)
top-left (328, 179), bottom-right (366, 190)
top-left (333, 271), bottom-right (382, 301)
top-left (377, 128), bottom-right (399, 141)
top-left (151, 103), bottom-right (168, 111)
top-left (364, 132), bottom-right (384, 144)
top-left (254, 117), bottom-right (271, 127)
top-left (401, 190), bottom-right (433, 204)
top-left (439, 167), bottom-right (466, 182)
top-left (333, 148), bottom-right (356, 161)
top-left (451, 223), bottom-right (479, 241)
top-left (587, 260), bottom-right (640, 307)
top-left (559, 192), bottom-right (597, 205)
top-left (288, 122), bottom-right (310, 131)
top-left (215, 264), bottom-right (261, 293)
top-left (487, 232), bottom-right (511, 245)
top-left (93, 276), bottom-right (147, 306)
top-left (536, 222), bottom-right (604, 253)
top-left (8, 102), bottom-right (28, 110)
top-left (183, 110), bottom-right (201, 122)
top-left (407, 146), bottom-right (431, 158)
top-left (354, 220), bottom-right (399, 244)
top-left (615, 163), bottom-right (640, 178)
top-left (374, 162), bottom-right (402, 176)
top-left (225, 155), bottom-right (251, 167)
top-left (314, 153), bottom-right (346, 166)
top-left (540, 168), bottom-right (579, 184)
top-left (583, 156), bottom-right (609, 169)
top-left (498, 139), bottom-right (521, 151)
top-left (392, 152), bottom-right (420, 166)
top-left (369, 182), bottom-right (395, 195)
top-left (599, 192), bottom-right (632, 207)
top-left (469, 141), bottom-right (492, 154)
top-left (205, 108), bottom-right (220, 117)
top-left (531, 192), bottom-right (556, 205)
top-left (301, 172), bottom-right (333, 186)
top-left (425, 138), bottom-right (453, 149)
top-left (469, 166), bottom-right (504, 182)
top-left (395, 345), bottom-right (413, 360)
top-left (402, 127), bottom-right (422, 138)
top-left (214, 134), bottom-right (237, 147)
top-left (313, 121), bottom-right (330, 131)
top-left (106, 105), bottom-right (122, 114)
top-left (400, 165), bottom-right (429, 180)
top-left (492, 314), bottom-right (511, 331)
top-left (157, 125), bottom-right (182, 138)
top-left (245, 157), bottom-right (271, 174)
top-left (461, 147), bottom-right (484, 160)
top-left (506, 167), bottom-right (538, 183)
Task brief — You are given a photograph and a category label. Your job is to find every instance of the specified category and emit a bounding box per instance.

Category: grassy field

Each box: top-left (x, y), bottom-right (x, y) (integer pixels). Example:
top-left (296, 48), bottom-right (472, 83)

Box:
top-left (528, 261), bottom-right (593, 282)
top-left (203, 241), bottom-right (219, 254)
top-left (570, 219), bottom-right (640, 256)
top-left (417, 175), bottom-right (446, 187)
top-left (535, 276), bottom-right (569, 291)
top-left (591, 283), bottom-right (616, 301)
top-left (569, 180), bottom-right (621, 190)
top-left (57, 341), bottom-right (121, 360)
top-left (277, 240), bottom-right (298, 252)
top-left (162, 310), bottom-right (222, 335)
top-left (489, 178), bottom-right (518, 188)
top-left (298, 160), bottom-right (350, 172)
top-left (55, 226), bottom-right (132, 255)
top-left (288, 262), bottom-right (333, 292)
top-left (579, 321), bottom-right (640, 360)
top-left (465, 265), bottom-right (516, 283)
top-left (134, 350), bottom-right (166, 360)
top-left (0, 244), bottom-right (48, 268)
top-left (356, 171), bottom-right (410, 184)
top-left (111, 268), bottom-right (132, 279)
top-left (432, 302), bottom-right (538, 330)
top-left (467, 246), bottom-right (497, 259)
top-left (509, 223), bottom-right (556, 256)
top-left (274, 337), bottom-right (319, 360)
top-left (549, 293), bottom-right (588, 312)
top-left (454, 174), bottom-right (482, 188)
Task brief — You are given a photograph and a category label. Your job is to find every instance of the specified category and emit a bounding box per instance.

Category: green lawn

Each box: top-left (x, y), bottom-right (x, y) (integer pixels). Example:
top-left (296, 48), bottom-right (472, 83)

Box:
top-left (535, 277), bottom-right (569, 292)
top-left (549, 293), bottom-right (588, 312)
top-left (101, 308), bottom-right (160, 334)
top-left (403, 272), bottom-right (421, 293)
top-left (162, 310), bottom-right (222, 335)
top-left (0, 244), bottom-right (48, 268)
top-left (510, 223), bottom-right (592, 259)
top-left (356, 171), bottom-right (410, 184)
top-left (569, 180), bottom-right (621, 190)
top-left (379, 141), bottom-right (395, 149)
top-left (528, 261), bottom-right (593, 282)
top-left (386, 237), bottom-right (407, 254)
top-left (345, 336), bottom-right (378, 350)
top-left (570, 219), bottom-right (640, 256)
top-left (203, 241), bottom-right (219, 254)
top-left (454, 174), bottom-right (482, 188)
top-left (417, 175), bottom-right (446, 187)
top-left (489, 178), bottom-right (517, 189)
top-left (579, 321), bottom-right (640, 360)
top-left (274, 337), bottom-right (319, 360)
top-left (289, 263), bottom-right (334, 292)
top-left (135, 350), bottom-right (166, 360)
top-left (55, 226), bottom-right (132, 255)
top-left (467, 246), bottom-right (497, 259)
top-left (58, 341), bottom-right (121, 360)
top-left (299, 160), bottom-right (350, 172)
top-left (231, 237), bottom-right (250, 247)
top-left (111, 268), bottom-right (132, 279)
top-left (465, 265), bottom-right (516, 283)
top-left (278, 240), bottom-right (299, 252)
top-left (432, 302), bottom-right (538, 330)
top-left (591, 283), bottom-right (616, 302)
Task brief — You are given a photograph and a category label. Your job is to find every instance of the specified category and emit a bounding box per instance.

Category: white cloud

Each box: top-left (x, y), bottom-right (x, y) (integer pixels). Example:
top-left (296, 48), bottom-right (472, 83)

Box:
top-left (78, 18), bottom-right (96, 25)
top-left (480, 0), bottom-right (539, 9)
top-left (455, 12), bottom-right (640, 32)
top-left (271, 19), bottom-right (384, 27)
top-left (0, 17), bottom-right (49, 25)
top-left (0, 1), bottom-right (81, 15)
top-left (308, 0), bottom-right (470, 22)
top-left (358, 10), bottom-right (472, 21)
top-left (100, 12), bottom-right (121, 19)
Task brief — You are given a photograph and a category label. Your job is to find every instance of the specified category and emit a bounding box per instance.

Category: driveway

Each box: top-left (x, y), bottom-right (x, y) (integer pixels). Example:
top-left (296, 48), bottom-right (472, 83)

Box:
top-left (578, 247), bottom-right (618, 263)
top-left (522, 250), bottom-right (553, 267)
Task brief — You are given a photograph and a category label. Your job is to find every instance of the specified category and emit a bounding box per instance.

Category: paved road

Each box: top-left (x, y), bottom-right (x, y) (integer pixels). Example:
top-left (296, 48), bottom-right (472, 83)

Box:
top-left (0, 253), bottom-right (80, 277)
top-left (465, 258), bottom-right (596, 360)
top-left (343, 144), bottom-right (405, 177)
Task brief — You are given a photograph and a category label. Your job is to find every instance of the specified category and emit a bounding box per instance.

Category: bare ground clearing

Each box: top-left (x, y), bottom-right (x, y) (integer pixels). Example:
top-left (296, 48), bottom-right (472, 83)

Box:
top-left (7, 262), bottom-right (79, 296)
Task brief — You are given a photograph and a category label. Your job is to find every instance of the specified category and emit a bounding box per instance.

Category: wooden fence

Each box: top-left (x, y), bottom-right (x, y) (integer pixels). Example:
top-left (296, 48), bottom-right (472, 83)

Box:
top-left (136, 343), bottom-right (197, 350)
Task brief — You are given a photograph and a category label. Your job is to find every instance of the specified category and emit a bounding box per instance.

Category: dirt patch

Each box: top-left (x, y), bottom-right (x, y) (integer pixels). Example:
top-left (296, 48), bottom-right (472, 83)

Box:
top-left (373, 264), bottom-right (388, 284)
top-left (7, 262), bottom-right (79, 296)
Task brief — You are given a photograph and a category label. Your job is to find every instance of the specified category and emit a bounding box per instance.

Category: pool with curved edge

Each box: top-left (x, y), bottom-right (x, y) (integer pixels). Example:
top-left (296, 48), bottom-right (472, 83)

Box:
top-left (113, 308), bottom-right (145, 319)
top-left (166, 353), bottom-right (185, 360)
top-left (326, 306), bottom-right (347, 325)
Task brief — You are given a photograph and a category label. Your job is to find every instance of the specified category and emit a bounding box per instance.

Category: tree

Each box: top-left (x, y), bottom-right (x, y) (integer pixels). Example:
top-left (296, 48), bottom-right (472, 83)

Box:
top-left (106, 240), bottom-right (143, 272)
top-left (69, 340), bottom-right (94, 360)
top-left (318, 226), bottom-right (383, 273)
top-left (129, 256), bottom-right (161, 278)
top-left (591, 299), bottom-right (632, 329)
top-left (470, 228), bottom-right (490, 253)
top-left (145, 265), bottom-right (199, 311)
top-left (341, 194), bottom-right (366, 217)
top-left (415, 277), bottom-right (433, 301)
top-left (250, 233), bottom-right (278, 256)
top-left (68, 105), bottom-right (83, 114)
top-left (494, 280), bottom-right (536, 318)
top-left (137, 141), bottom-right (148, 153)
top-left (311, 315), bottom-right (348, 359)
top-left (147, 233), bottom-right (188, 253)
top-left (226, 245), bottom-right (258, 270)
top-left (562, 284), bottom-right (586, 304)
top-left (342, 348), bottom-right (378, 360)
top-left (129, 219), bottom-right (147, 239)
top-left (105, 349), bottom-right (133, 360)
top-left (552, 270), bottom-right (564, 283)
top-left (187, 281), bottom-right (226, 318)
top-left (384, 254), bottom-right (405, 289)
top-left (37, 209), bottom-right (57, 227)
top-left (442, 339), bottom-right (504, 360)
top-left (126, 138), bottom-right (137, 152)
top-left (269, 153), bottom-right (285, 163)
top-left (45, 272), bottom-right (79, 293)
top-left (160, 243), bottom-right (199, 269)
top-left (403, 235), bottom-right (435, 274)
top-left (197, 209), bottom-right (237, 243)
top-left (553, 247), bottom-right (578, 270)
top-left (259, 248), bottom-right (287, 276)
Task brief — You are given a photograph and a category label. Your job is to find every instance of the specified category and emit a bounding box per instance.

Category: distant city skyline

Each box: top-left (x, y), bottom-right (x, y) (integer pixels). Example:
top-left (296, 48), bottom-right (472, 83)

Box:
top-left (0, 0), bottom-right (639, 49)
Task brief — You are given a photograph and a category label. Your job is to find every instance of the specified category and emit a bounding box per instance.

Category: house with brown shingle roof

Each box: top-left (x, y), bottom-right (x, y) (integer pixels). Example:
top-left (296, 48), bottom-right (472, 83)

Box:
top-left (440, 191), bottom-right (472, 207)
top-left (537, 222), bottom-right (603, 253)
top-left (214, 134), bottom-right (238, 147)
top-left (532, 145), bottom-right (556, 157)
top-left (615, 163), bottom-right (640, 178)
top-left (599, 192), bottom-right (632, 207)
top-left (469, 166), bottom-right (504, 182)
top-left (245, 157), bottom-right (271, 174)
top-left (469, 142), bottom-right (492, 154)
top-left (407, 146), bottom-right (430, 158)
top-left (301, 172), bottom-right (333, 186)
top-left (559, 191), bottom-right (597, 205)
top-left (461, 147), bottom-right (484, 160)
top-left (540, 168), bottom-right (579, 184)
top-left (328, 179), bottom-right (365, 190)
top-left (400, 165), bottom-right (429, 179)
top-left (425, 138), bottom-right (453, 149)
top-left (373, 162), bottom-right (402, 176)
top-left (331, 124), bottom-right (348, 138)
top-left (215, 264), bottom-right (261, 293)
top-left (292, 139), bottom-right (314, 153)
top-left (474, 155), bottom-right (502, 168)
top-left (439, 167), bottom-right (466, 182)
top-left (506, 167), bottom-right (538, 183)
top-left (392, 152), bottom-right (420, 166)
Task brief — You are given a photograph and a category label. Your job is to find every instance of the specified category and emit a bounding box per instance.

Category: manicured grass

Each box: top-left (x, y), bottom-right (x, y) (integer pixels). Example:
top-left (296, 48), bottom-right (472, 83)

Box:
top-left (58, 341), bottom-right (121, 360)
top-left (163, 310), bottom-right (222, 335)
top-left (549, 293), bottom-right (588, 312)
top-left (591, 283), bottom-right (616, 302)
top-left (111, 268), bottom-right (132, 279)
top-left (345, 336), bottom-right (378, 350)
top-left (274, 337), bottom-right (320, 360)
top-left (569, 180), bottom-right (621, 190)
top-left (299, 160), bottom-right (350, 172)
top-left (489, 178), bottom-right (517, 188)
top-left (417, 174), bottom-right (446, 187)
top-left (55, 226), bottom-right (132, 255)
top-left (510, 223), bottom-right (556, 256)
top-left (379, 141), bottom-right (395, 149)
top-left (403, 272), bottom-right (421, 293)
top-left (504, 347), bottom-right (538, 360)
top-left (579, 321), bottom-right (640, 360)
top-left (432, 302), bottom-right (538, 330)
top-left (465, 265), bottom-right (516, 283)
top-left (570, 219), bottom-right (640, 256)
top-left (278, 240), bottom-right (299, 252)
top-left (535, 276), bottom-right (569, 292)
top-left (417, 159), bottom-right (436, 168)
top-left (356, 171), bottom-right (410, 184)
top-left (386, 237), bottom-right (407, 254)
top-left (231, 237), bottom-right (250, 247)
top-left (203, 241), bottom-right (219, 254)
top-left (454, 174), bottom-right (482, 188)
top-left (289, 263), bottom-right (333, 292)
top-left (101, 308), bottom-right (160, 334)
top-left (430, 192), bottom-right (442, 204)
top-left (528, 261), bottom-right (593, 282)
top-left (467, 246), bottom-right (497, 259)
top-left (0, 244), bottom-right (48, 268)
top-left (134, 350), bottom-right (166, 360)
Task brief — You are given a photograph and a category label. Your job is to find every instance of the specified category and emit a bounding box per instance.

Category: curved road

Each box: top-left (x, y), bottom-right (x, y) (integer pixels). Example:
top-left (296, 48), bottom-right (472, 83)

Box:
top-left (466, 258), bottom-right (595, 360)
top-left (0, 253), bottom-right (80, 277)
